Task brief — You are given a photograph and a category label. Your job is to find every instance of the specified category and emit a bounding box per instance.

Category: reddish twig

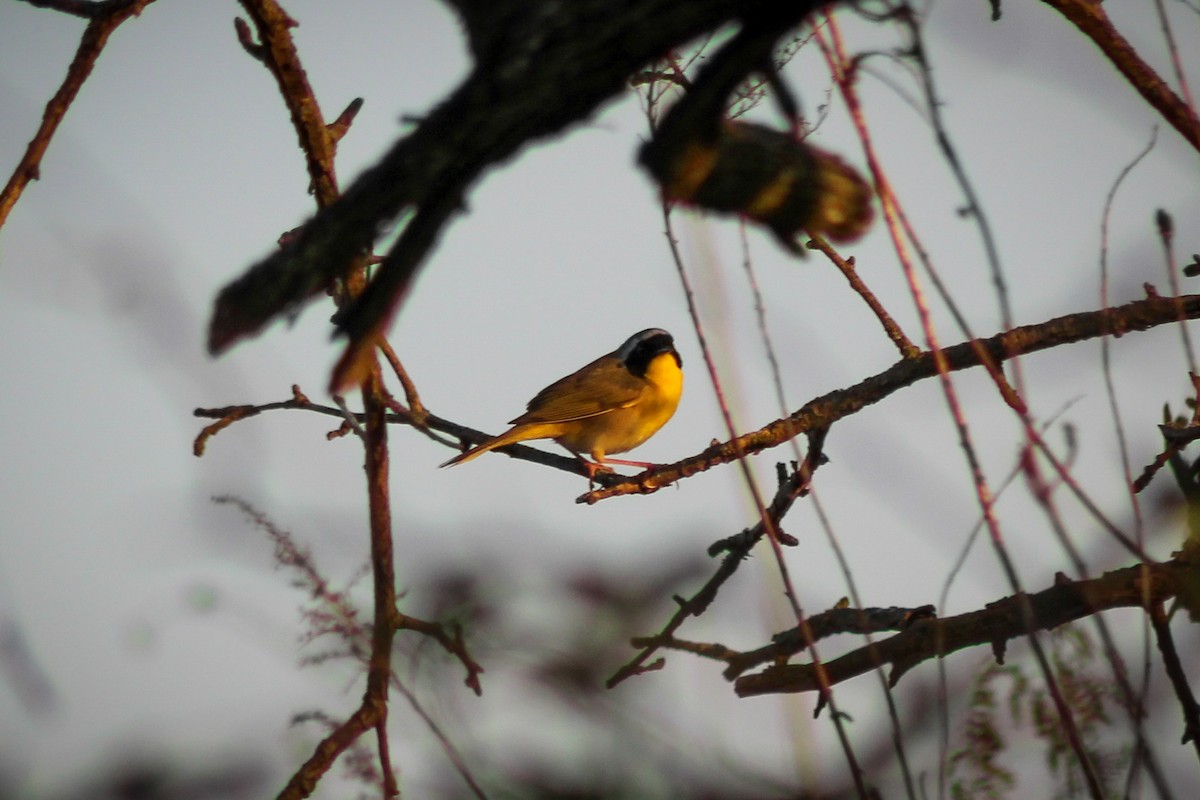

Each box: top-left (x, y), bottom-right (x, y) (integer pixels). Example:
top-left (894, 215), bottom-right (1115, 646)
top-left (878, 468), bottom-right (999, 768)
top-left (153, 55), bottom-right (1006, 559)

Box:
top-left (377, 339), bottom-right (427, 420)
top-left (274, 372), bottom-right (402, 800)
top-left (806, 233), bottom-right (919, 358)
top-left (360, 370), bottom-right (399, 799)
top-left (1152, 0), bottom-right (1198, 116)
top-left (821, 18), bottom-right (1099, 794)
top-left (209, 1), bottom-right (372, 358)
top-left (1040, 0), bottom-right (1200, 153)
top-left (235, 0), bottom-right (346, 210)
top-left (0, 0), bottom-right (157, 231)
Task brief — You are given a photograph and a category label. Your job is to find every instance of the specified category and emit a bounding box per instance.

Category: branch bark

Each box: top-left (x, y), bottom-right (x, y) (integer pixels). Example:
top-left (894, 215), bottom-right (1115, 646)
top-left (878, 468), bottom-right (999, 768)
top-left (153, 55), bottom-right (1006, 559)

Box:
top-left (583, 291), bottom-right (1200, 502)
top-left (1039, 0), bottom-right (1200, 154)
top-left (0, 0), bottom-right (157, 230)
top-left (735, 556), bottom-right (1198, 696)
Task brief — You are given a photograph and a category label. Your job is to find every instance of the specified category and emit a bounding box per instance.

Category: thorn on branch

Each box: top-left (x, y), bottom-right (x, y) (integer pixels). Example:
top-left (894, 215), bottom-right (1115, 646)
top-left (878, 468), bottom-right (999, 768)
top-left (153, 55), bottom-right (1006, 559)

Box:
top-left (328, 97), bottom-right (364, 143)
top-left (1184, 254), bottom-right (1200, 278)
top-left (813, 690), bottom-right (829, 718)
top-left (991, 637), bottom-right (1007, 665)
top-left (629, 658), bottom-right (666, 678)
top-left (234, 17), bottom-right (266, 61)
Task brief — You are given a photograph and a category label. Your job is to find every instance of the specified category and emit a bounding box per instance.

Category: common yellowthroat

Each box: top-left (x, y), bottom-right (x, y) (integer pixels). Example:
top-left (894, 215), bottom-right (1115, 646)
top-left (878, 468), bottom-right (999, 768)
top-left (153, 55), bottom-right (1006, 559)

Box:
top-left (440, 329), bottom-right (683, 475)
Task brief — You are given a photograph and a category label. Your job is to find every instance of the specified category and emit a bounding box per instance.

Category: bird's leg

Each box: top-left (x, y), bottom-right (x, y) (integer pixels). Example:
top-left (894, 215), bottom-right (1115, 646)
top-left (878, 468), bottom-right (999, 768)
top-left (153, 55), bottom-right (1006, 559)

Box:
top-left (597, 457), bottom-right (657, 469)
top-left (559, 447), bottom-right (614, 487)
top-left (574, 455), bottom-right (614, 489)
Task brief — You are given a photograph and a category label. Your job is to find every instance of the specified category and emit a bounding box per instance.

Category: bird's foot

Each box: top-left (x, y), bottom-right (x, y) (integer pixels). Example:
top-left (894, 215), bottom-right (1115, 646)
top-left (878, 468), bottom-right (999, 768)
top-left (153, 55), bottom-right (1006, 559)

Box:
top-left (576, 457), bottom-right (615, 489)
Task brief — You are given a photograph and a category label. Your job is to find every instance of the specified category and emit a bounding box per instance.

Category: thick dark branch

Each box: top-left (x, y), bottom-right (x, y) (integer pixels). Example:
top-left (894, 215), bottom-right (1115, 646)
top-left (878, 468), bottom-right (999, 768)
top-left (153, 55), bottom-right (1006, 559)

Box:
top-left (582, 291), bottom-right (1200, 502)
top-left (208, 0), bottom-right (829, 358)
top-left (735, 557), bottom-right (1197, 696)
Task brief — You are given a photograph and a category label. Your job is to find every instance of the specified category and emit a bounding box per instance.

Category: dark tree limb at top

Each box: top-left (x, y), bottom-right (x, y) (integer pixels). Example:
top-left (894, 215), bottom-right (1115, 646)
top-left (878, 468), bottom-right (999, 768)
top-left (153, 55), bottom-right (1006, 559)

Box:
top-left (206, 0), bottom-right (831, 381)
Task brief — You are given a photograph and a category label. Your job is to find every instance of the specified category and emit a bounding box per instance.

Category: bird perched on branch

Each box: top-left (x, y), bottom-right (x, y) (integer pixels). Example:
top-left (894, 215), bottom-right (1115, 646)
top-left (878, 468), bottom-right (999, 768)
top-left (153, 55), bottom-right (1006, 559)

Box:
top-left (441, 329), bottom-right (683, 477)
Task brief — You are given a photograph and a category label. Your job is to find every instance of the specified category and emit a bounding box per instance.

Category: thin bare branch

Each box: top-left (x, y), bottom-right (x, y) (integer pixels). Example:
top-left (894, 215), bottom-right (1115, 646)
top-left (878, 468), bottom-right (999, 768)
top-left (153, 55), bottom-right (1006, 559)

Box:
top-left (0, 0), bottom-right (157, 230)
top-left (1041, 0), bottom-right (1200, 153)
top-left (1149, 601), bottom-right (1200, 759)
top-left (607, 437), bottom-right (825, 689)
top-left (806, 233), bottom-right (919, 358)
top-left (584, 292), bottom-right (1200, 503)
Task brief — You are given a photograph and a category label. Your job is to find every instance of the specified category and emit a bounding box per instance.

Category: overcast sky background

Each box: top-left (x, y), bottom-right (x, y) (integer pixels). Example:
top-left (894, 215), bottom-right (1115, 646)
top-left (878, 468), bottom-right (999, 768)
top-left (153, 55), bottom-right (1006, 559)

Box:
top-left (1, 1), bottom-right (1199, 797)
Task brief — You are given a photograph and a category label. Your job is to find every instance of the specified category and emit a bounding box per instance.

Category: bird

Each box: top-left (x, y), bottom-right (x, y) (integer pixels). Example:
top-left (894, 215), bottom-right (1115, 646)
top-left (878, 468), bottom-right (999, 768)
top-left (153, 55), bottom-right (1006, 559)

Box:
top-left (440, 328), bottom-right (683, 477)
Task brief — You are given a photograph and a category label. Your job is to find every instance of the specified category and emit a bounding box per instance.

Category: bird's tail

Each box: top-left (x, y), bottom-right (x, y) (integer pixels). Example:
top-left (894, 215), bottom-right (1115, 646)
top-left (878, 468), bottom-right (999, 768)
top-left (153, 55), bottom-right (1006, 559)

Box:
top-left (439, 427), bottom-right (529, 468)
top-left (439, 444), bottom-right (490, 468)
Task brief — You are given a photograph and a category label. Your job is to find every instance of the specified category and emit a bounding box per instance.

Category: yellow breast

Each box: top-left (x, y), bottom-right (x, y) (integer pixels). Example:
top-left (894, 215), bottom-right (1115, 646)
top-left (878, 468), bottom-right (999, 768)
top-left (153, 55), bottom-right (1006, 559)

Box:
top-left (555, 351), bottom-right (683, 459)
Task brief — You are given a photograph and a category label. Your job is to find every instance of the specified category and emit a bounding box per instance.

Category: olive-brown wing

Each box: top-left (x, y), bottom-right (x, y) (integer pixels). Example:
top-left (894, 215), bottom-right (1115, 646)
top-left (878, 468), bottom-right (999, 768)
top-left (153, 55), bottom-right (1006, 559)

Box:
top-left (509, 355), bottom-right (645, 425)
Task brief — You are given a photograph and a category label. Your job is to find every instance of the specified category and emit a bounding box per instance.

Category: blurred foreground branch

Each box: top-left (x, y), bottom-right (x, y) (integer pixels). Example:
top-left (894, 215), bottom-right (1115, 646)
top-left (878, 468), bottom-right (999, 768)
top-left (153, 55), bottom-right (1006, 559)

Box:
top-left (206, 1), bottom-right (831, 389)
